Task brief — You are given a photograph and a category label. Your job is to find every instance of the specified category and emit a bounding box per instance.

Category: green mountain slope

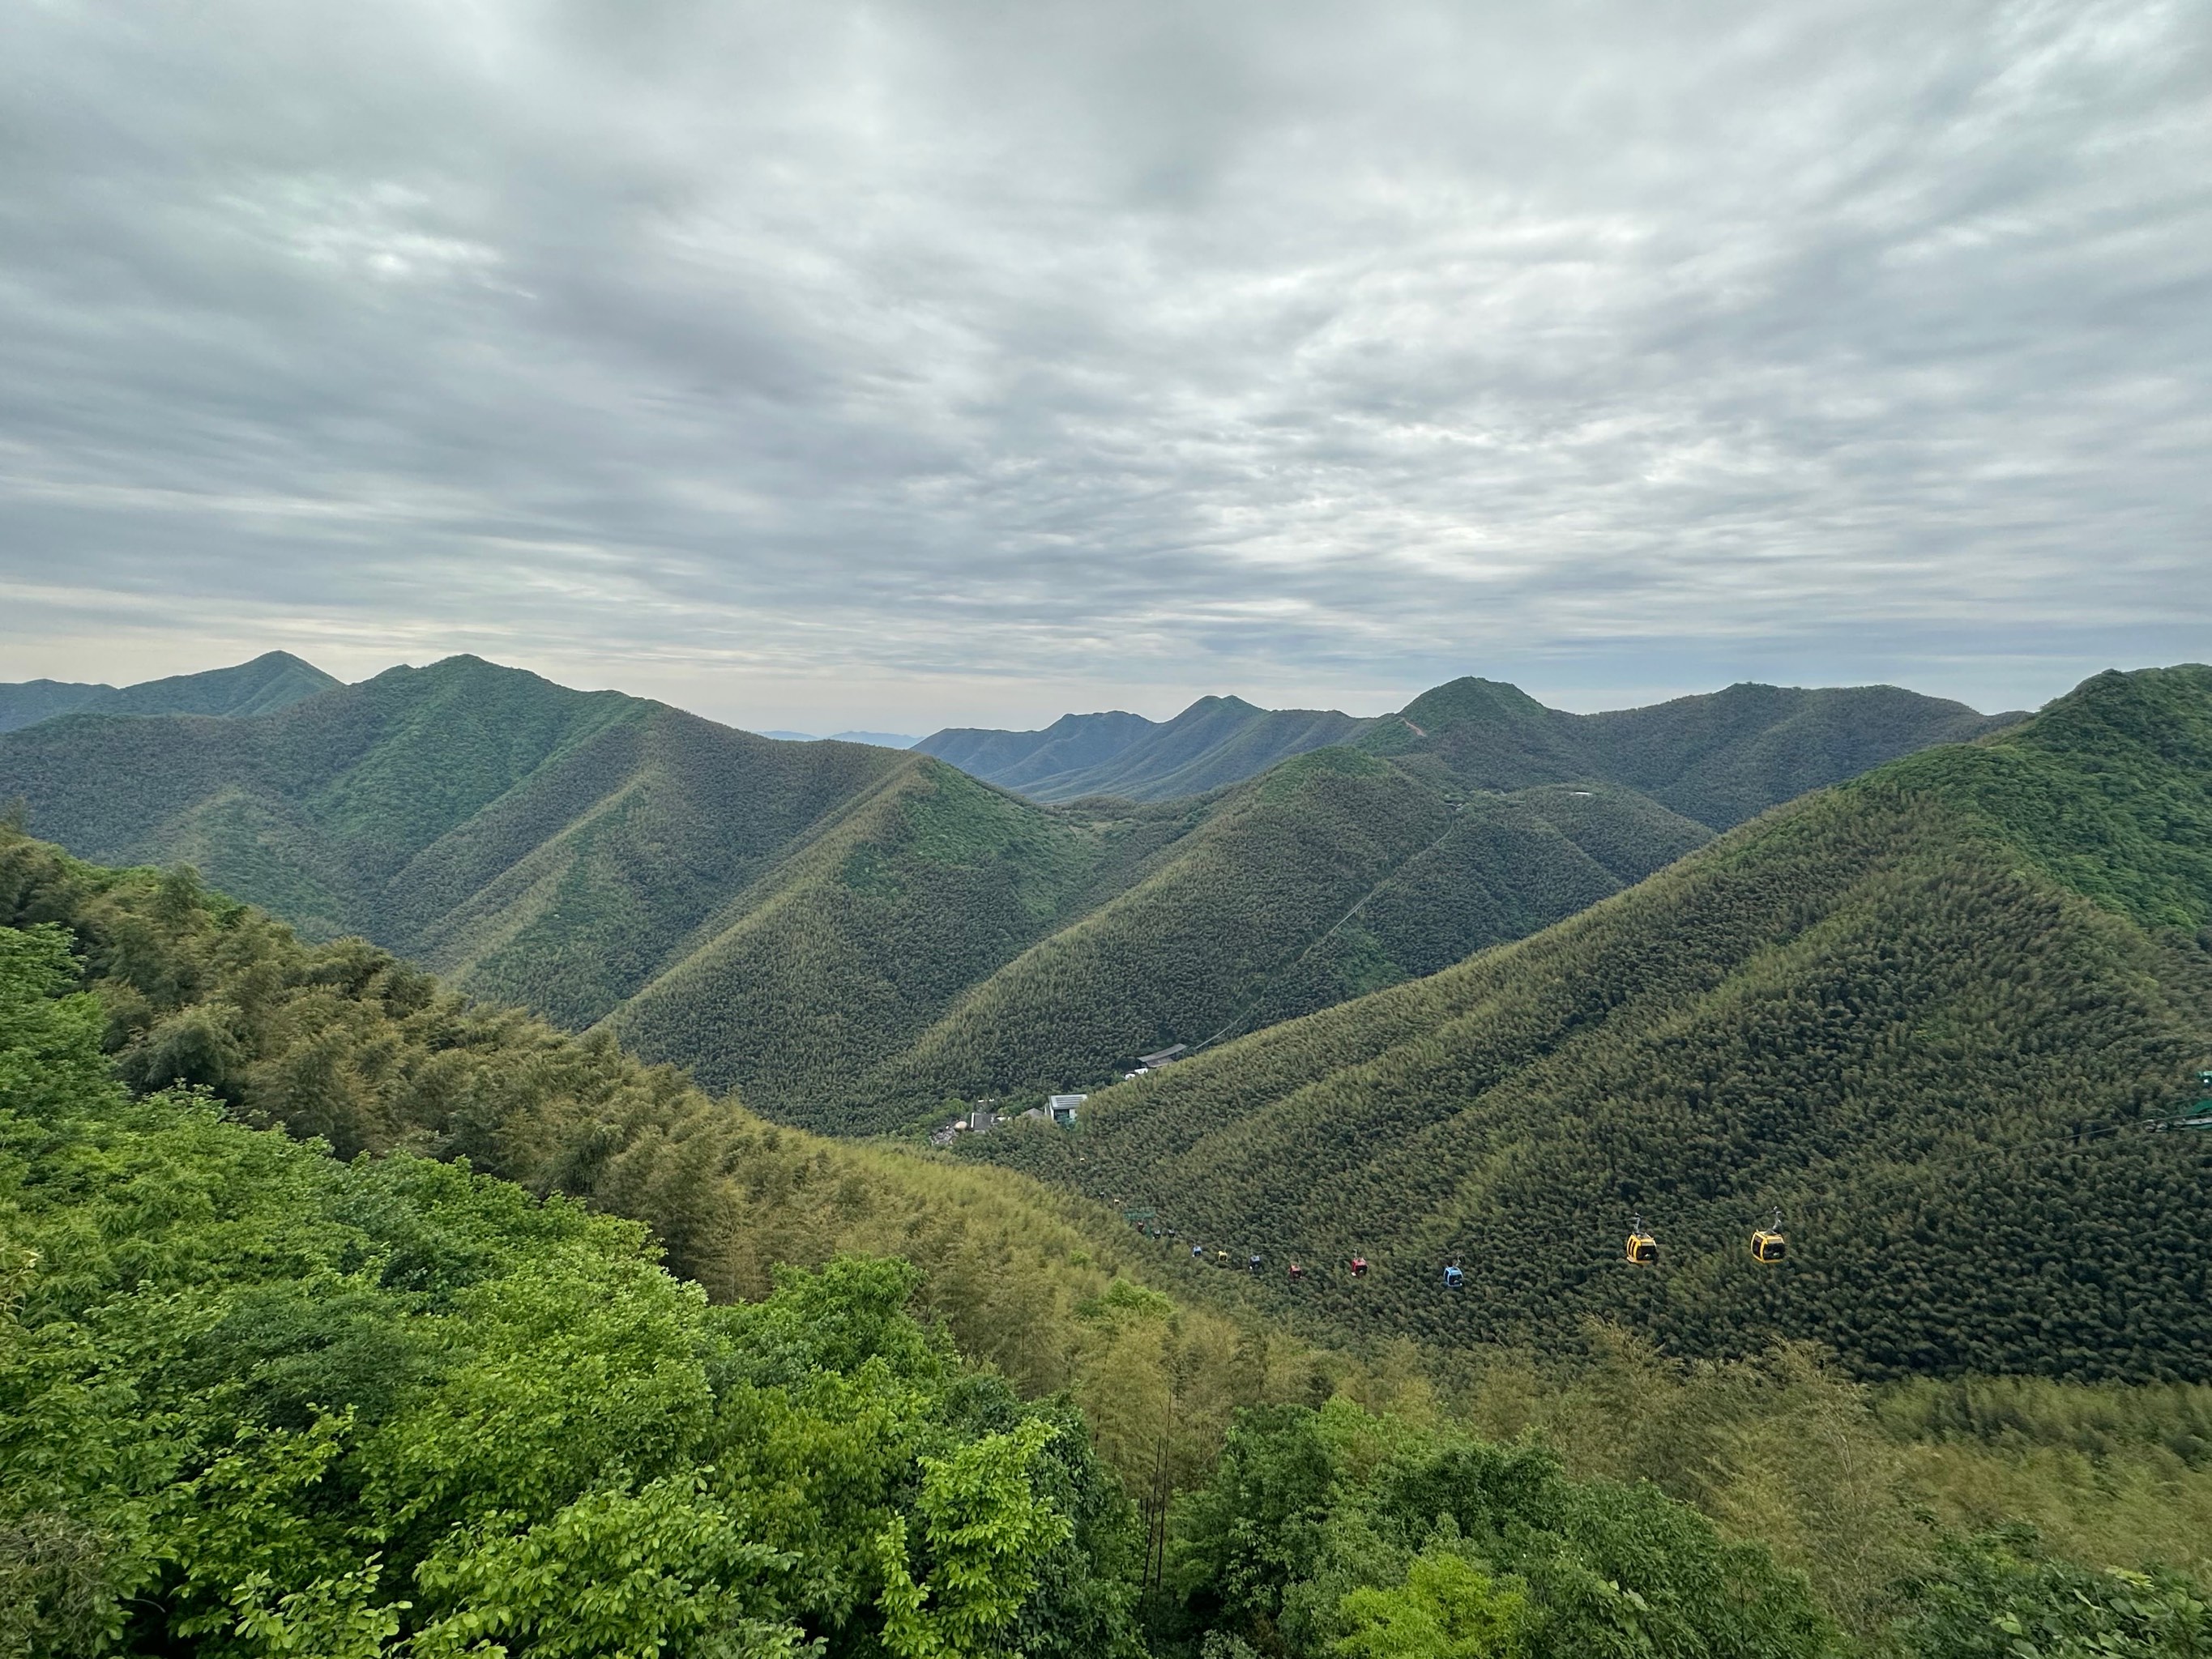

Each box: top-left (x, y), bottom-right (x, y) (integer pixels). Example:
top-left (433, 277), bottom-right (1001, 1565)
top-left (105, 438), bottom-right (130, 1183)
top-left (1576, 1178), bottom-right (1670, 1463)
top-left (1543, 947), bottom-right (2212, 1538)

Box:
top-left (1362, 676), bottom-right (2022, 826)
top-left (603, 761), bottom-right (1166, 1104)
top-left (14, 835), bottom-right (2212, 1653)
top-left (831, 761), bottom-right (1710, 1131)
top-left (0, 658), bottom-right (1207, 1115)
top-left (0, 649), bottom-right (339, 735)
top-left (968, 666), bottom-right (2212, 1384)
top-left (79, 647), bottom-right (340, 718)
top-left (0, 655), bottom-right (933, 1026)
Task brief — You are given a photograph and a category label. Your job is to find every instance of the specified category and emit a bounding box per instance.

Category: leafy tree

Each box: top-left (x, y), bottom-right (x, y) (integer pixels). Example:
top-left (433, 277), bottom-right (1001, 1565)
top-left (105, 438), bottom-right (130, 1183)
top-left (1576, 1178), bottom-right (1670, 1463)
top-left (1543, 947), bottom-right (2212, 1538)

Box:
top-left (1335, 1551), bottom-right (1529, 1659)
top-left (1890, 1526), bottom-right (2212, 1658)
top-left (0, 916), bottom-right (1132, 1656)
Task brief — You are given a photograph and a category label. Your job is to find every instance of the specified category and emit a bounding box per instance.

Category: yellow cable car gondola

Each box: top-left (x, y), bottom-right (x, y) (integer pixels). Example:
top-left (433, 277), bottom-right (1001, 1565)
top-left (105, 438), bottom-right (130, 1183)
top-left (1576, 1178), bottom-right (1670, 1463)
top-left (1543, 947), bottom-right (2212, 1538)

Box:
top-left (1751, 1209), bottom-right (1787, 1264)
top-left (1625, 1216), bottom-right (1658, 1265)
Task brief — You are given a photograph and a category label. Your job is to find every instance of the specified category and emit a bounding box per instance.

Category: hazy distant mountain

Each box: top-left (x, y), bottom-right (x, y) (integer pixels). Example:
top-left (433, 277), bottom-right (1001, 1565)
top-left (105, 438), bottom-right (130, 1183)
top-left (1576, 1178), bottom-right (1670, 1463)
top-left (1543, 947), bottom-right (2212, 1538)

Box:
top-left (918, 697), bottom-right (1373, 801)
top-left (0, 679), bottom-right (111, 735)
top-left (763, 729), bottom-right (919, 748)
top-left (930, 678), bottom-right (2023, 828)
top-left (0, 650), bottom-right (339, 734)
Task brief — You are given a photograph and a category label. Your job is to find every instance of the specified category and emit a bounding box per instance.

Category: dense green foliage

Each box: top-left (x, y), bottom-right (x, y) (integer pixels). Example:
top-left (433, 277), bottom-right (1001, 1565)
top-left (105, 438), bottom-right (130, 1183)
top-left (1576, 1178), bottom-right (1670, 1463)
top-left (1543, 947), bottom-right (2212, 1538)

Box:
top-left (605, 763), bottom-right (1175, 1105)
top-left (1162, 1397), bottom-right (1842, 1658)
top-left (0, 652), bottom-right (338, 735)
top-left (0, 824), bottom-right (1226, 1400)
top-left (919, 697), bottom-right (1376, 804)
top-left (0, 922), bottom-right (1142, 1657)
top-left (9, 832), bottom-right (2212, 1651)
top-left (1889, 1529), bottom-right (2210, 1658)
top-left (971, 667), bottom-right (2212, 1382)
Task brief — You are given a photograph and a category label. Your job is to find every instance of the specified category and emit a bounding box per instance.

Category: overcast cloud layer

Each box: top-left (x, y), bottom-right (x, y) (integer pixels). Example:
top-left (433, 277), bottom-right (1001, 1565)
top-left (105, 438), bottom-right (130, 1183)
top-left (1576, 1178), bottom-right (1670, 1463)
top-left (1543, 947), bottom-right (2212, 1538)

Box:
top-left (2, 0), bottom-right (2206, 731)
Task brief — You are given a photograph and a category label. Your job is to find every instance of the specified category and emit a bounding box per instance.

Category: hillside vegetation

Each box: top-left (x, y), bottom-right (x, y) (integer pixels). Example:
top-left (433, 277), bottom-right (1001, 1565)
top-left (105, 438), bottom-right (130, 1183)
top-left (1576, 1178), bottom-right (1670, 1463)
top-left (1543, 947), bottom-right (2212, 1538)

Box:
top-left (0, 658), bottom-right (1091, 1107)
top-left (2, 922), bottom-right (1860, 1659)
top-left (0, 922), bottom-right (1151, 1658)
top-left (0, 650), bottom-right (337, 734)
top-left (829, 762), bottom-right (1708, 1132)
top-left (971, 666), bottom-right (2212, 1384)
top-left (0, 834), bottom-right (1848, 1658)
top-left (12, 834), bottom-right (2212, 1652)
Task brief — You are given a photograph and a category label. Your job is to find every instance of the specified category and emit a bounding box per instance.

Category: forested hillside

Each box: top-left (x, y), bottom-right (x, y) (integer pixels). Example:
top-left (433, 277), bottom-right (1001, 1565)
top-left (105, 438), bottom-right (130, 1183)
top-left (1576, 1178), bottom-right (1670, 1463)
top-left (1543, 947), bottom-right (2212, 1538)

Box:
top-left (0, 678), bottom-right (109, 734)
top-left (2, 919), bottom-right (1856, 1659)
top-left (0, 653), bottom-right (2026, 1128)
top-left (0, 655), bottom-right (904, 985)
top-left (971, 666), bottom-right (2212, 1384)
top-left (0, 650), bottom-right (337, 734)
top-left (12, 830), bottom-right (2212, 1653)
top-left (826, 762), bottom-right (1709, 1132)
top-left (1358, 676), bottom-right (2020, 827)
top-left (0, 919), bottom-right (1151, 1657)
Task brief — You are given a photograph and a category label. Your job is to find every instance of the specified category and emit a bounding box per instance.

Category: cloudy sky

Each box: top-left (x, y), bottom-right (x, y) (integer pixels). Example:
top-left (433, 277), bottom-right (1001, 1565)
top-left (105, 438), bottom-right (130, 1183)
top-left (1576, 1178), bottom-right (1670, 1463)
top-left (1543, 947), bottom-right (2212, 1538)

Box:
top-left (2, 0), bottom-right (2206, 734)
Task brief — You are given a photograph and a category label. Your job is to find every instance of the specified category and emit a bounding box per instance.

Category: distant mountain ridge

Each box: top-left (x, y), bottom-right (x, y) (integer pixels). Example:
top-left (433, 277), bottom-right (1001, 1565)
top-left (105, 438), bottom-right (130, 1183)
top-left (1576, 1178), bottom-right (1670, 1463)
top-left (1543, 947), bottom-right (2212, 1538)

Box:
top-left (918, 697), bottom-right (1374, 801)
top-left (0, 652), bottom-right (2041, 1128)
top-left (1361, 676), bottom-right (2025, 829)
top-left (921, 678), bottom-right (2022, 823)
top-left (0, 650), bottom-right (339, 733)
top-left (765, 729), bottom-right (919, 748)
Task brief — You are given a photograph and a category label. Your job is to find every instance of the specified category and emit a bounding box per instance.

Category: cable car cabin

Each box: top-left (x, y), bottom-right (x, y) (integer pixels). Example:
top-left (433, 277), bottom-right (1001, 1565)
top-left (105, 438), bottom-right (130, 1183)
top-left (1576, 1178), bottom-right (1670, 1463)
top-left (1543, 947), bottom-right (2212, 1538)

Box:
top-left (1287, 1262), bottom-right (1304, 1282)
top-left (1215, 1250), bottom-right (1232, 1268)
top-left (1751, 1227), bottom-right (1786, 1263)
top-left (1190, 1244), bottom-right (1206, 1260)
top-left (1443, 1264), bottom-right (1465, 1289)
top-left (1349, 1256), bottom-right (1369, 1277)
top-left (1625, 1230), bottom-right (1659, 1266)
top-left (1247, 1254), bottom-right (1263, 1274)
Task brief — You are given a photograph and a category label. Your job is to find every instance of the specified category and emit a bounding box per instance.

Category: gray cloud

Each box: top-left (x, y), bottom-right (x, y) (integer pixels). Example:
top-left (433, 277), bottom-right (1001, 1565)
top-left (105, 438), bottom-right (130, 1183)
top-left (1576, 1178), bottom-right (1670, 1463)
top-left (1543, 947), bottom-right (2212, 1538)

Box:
top-left (1, 0), bottom-right (2206, 729)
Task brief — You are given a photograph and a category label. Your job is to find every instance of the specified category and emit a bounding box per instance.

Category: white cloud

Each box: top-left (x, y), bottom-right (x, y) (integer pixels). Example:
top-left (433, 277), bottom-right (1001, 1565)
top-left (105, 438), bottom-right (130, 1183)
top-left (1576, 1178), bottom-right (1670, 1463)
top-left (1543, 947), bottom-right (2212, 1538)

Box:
top-left (0, 0), bottom-right (2206, 731)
